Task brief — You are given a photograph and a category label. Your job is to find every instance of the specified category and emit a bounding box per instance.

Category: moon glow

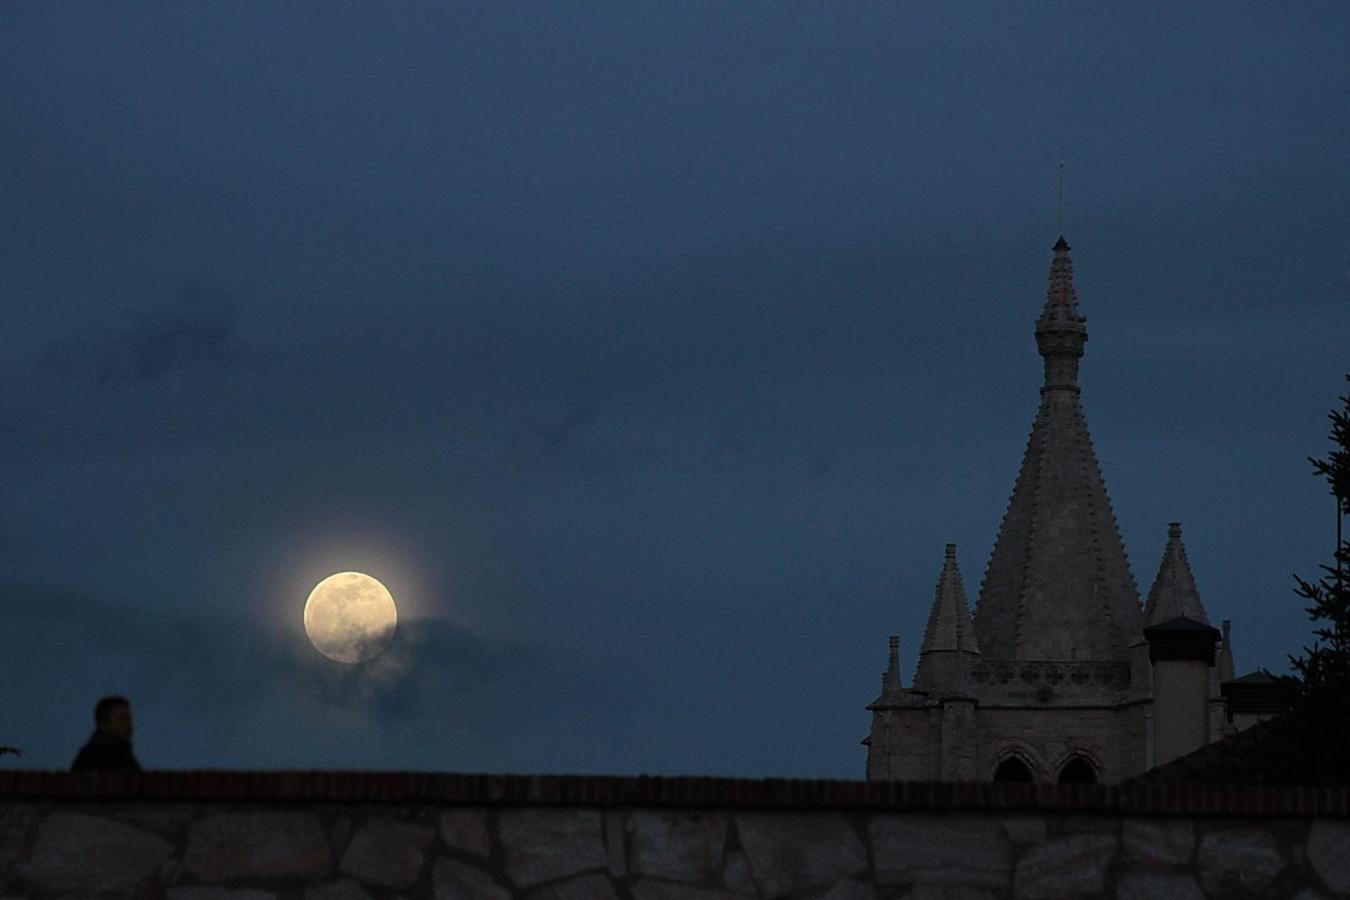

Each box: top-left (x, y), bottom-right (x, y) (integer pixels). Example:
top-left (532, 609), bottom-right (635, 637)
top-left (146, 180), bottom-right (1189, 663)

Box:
top-left (303, 572), bottom-right (398, 664)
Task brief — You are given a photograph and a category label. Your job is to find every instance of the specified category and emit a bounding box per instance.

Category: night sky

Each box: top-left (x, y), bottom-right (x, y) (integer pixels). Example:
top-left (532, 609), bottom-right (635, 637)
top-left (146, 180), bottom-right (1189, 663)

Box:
top-left (2, 4), bottom-right (1348, 776)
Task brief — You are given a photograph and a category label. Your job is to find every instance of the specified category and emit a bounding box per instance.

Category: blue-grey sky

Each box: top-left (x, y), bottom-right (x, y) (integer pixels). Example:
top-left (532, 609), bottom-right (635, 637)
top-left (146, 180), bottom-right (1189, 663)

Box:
top-left (2, 3), bottom-right (1348, 776)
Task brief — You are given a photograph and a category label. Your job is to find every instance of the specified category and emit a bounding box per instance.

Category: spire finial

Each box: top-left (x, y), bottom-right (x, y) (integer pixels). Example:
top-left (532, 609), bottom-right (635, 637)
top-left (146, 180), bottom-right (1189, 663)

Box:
top-left (1036, 229), bottom-right (1086, 390)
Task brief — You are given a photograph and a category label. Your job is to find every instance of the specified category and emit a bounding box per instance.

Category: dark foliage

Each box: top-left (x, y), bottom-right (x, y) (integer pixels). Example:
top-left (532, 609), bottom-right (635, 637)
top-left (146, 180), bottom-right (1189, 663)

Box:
top-left (1285, 374), bottom-right (1350, 781)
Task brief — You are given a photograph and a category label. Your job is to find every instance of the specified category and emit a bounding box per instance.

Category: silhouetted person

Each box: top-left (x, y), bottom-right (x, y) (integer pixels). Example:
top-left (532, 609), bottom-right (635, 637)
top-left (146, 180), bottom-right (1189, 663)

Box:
top-left (71, 696), bottom-right (141, 772)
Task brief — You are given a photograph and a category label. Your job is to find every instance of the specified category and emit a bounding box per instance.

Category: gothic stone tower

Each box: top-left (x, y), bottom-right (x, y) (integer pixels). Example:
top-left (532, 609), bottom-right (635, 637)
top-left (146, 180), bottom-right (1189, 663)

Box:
top-left (863, 237), bottom-right (1236, 783)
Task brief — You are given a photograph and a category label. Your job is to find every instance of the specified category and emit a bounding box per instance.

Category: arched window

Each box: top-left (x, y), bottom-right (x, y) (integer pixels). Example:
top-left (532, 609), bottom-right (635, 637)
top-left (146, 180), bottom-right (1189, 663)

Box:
top-left (993, 756), bottom-right (1034, 782)
top-left (1057, 756), bottom-right (1098, 784)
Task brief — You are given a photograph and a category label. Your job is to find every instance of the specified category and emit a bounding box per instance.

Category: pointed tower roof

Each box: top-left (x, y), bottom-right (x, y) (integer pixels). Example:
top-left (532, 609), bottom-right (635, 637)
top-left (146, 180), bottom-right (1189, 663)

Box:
top-left (973, 237), bottom-right (1143, 663)
top-left (884, 634), bottom-right (902, 691)
top-left (1145, 522), bottom-right (1210, 625)
top-left (914, 544), bottom-right (980, 692)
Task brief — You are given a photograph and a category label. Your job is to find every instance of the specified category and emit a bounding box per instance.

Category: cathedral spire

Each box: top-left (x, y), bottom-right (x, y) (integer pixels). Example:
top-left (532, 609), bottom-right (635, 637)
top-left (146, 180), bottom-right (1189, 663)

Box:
top-left (974, 237), bottom-right (1141, 663)
top-left (914, 544), bottom-right (980, 692)
top-left (1035, 236), bottom-right (1088, 392)
top-left (1145, 522), bottom-right (1210, 625)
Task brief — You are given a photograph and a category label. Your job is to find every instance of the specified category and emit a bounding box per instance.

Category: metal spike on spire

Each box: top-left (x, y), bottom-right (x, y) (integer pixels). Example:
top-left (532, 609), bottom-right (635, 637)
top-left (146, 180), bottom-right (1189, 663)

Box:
top-left (1057, 157), bottom-right (1065, 237)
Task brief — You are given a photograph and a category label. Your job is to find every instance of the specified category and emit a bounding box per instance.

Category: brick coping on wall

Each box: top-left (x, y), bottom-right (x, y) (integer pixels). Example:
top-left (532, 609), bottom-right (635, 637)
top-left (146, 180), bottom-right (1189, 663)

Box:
top-left (1, 771), bottom-right (1348, 816)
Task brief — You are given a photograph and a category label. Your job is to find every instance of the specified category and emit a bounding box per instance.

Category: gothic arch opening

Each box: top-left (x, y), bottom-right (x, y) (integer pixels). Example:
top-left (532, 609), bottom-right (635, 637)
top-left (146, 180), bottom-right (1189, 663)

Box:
top-left (992, 756), bottom-right (1034, 783)
top-left (1057, 756), bottom-right (1098, 784)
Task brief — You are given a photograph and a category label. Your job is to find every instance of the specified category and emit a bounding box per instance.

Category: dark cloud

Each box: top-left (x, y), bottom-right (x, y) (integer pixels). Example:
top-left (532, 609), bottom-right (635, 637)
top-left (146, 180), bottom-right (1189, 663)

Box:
top-left (39, 286), bottom-right (244, 387)
top-left (538, 405), bottom-right (599, 450)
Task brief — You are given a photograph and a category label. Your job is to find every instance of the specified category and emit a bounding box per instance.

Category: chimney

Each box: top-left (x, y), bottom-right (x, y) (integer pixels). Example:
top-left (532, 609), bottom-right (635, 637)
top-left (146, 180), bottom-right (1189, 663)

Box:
top-left (1143, 616), bottom-right (1221, 766)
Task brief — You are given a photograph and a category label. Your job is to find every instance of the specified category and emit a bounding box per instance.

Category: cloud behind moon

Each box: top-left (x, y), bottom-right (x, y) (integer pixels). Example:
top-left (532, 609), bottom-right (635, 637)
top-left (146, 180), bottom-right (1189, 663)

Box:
top-left (303, 572), bottom-right (398, 664)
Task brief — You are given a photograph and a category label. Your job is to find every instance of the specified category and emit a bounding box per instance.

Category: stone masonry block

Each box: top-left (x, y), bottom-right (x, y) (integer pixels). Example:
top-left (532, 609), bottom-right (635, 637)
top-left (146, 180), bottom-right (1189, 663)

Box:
top-left (1002, 816), bottom-right (1047, 844)
top-left (441, 808), bottom-right (493, 859)
top-left (303, 881), bottom-right (374, 900)
top-left (0, 805), bottom-right (35, 880)
top-left (628, 810), bottom-right (727, 882)
top-left (339, 817), bottom-right (433, 889)
top-left (1013, 832), bottom-right (1118, 899)
top-left (1197, 828), bottom-right (1284, 896)
top-left (897, 888), bottom-right (997, 900)
top-left (722, 850), bottom-right (755, 895)
top-left (604, 810), bottom-right (627, 879)
top-left (631, 881), bottom-right (741, 900)
top-left (525, 872), bottom-right (621, 900)
top-left (810, 879), bottom-right (879, 900)
top-left (738, 813), bottom-right (866, 899)
top-left (185, 812), bottom-right (329, 881)
top-left (434, 857), bottom-right (511, 900)
top-left (870, 814), bottom-right (1010, 888)
top-left (1308, 820), bottom-right (1350, 893)
top-left (1122, 819), bottom-right (1194, 870)
top-left (18, 811), bottom-right (174, 893)
top-left (1115, 872), bottom-right (1204, 900)
top-left (117, 804), bottom-right (199, 835)
top-left (498, 808), bottom-right (607, 888)
top-left (167, 889), bottom-right (277, 900)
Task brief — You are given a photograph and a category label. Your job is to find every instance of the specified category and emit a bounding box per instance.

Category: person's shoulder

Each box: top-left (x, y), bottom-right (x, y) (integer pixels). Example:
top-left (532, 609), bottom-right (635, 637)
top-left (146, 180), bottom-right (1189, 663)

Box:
top-left (71, 732), bottom-right (140, 772)
top-left (70, 736), bottom-right (101, 771)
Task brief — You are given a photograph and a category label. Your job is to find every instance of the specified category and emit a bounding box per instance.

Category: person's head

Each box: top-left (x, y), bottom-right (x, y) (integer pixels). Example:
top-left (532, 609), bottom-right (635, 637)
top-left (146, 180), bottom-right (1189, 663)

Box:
top-left (93, 696), bottom-right (133, 740)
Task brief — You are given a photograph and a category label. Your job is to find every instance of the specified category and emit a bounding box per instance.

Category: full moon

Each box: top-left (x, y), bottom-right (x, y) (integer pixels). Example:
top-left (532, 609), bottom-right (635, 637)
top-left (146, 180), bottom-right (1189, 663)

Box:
top-left (303, 571), bottom-right (398, 664)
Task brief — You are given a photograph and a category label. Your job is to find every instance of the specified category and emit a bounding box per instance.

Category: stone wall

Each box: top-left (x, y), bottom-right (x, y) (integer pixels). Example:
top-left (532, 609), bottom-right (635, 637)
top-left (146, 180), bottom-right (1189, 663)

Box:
top-left (3, 773), bottom-right (1350, 898)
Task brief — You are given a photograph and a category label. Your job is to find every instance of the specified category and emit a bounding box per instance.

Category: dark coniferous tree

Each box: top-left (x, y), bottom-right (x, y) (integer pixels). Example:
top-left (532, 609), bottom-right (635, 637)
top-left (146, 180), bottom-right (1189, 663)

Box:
top-left (1287, 374), bottom-right (1350, 779)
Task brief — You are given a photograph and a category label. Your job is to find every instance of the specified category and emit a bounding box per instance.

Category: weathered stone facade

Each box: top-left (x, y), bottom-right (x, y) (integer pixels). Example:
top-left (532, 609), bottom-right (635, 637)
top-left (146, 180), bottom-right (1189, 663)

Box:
top-left (864, 237), bottom-right (1246, 784)
top-left (3, 772), bottom-right (1350, 898)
